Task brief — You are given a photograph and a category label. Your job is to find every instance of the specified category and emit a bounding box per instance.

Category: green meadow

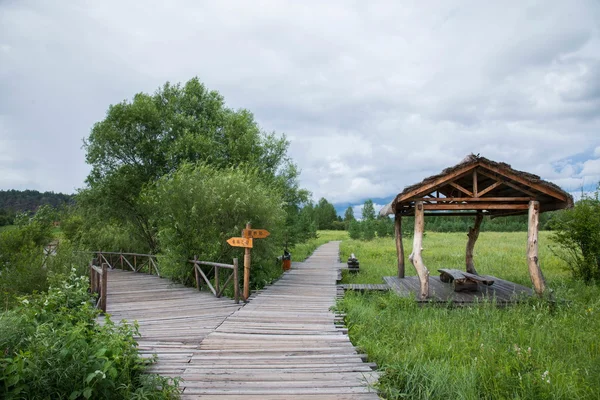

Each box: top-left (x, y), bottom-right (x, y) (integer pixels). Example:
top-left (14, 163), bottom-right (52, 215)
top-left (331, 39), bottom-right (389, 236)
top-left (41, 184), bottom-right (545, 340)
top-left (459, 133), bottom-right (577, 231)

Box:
top-left (311, 230), bottom-right (600, 399)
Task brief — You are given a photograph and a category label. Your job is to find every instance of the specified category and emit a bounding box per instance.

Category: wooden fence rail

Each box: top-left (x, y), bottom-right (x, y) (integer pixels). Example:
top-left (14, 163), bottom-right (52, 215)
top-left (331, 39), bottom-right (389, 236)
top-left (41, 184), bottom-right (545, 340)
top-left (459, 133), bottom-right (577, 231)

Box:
top-left (80, 251), bottom-right (160, 276)
top-left (89, 262), bottom-right (107, 313)
top-left (189, 257), bottom-right (240, 304)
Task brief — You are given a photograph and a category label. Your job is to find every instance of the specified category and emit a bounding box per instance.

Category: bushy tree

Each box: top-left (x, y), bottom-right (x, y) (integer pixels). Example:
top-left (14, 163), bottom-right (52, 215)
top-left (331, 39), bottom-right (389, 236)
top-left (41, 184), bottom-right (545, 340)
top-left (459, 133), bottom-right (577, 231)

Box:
top-left (348, 220), bottom-right (362, 240)
top-left (0, 206), bottom-right (85, 305)
top-left (145, 164), bottom-right (286, 287)
top-left (343, 206), bottom-right (355, 229)
top-left (313, 198), bottom-right (338, 230)
top-left (362, 220), bottom-right (376, 241)
top-left (362, 199), bottom-right (376, 221)
top-left (81, 77), bottom-right (304, 252)
top-left (550, 187), bottom-right (600, 283)
top-left (376, 216), bottom-right (394, 238)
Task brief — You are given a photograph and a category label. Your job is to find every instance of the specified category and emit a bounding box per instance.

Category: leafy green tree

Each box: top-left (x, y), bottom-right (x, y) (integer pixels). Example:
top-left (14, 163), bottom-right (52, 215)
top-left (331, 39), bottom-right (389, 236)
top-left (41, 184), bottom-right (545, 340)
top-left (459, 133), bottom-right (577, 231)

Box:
top-left (80, 77), bottom-right (304, 252)
top-left (348, 220), bottom-right (362, 240)
top-left (362, 220), bottom-right (376, 241)
top-left (343, 206), bottom-right (355, 229)
top-left (362, 199), bottom-right (376, 221)
top-left (314, 198), bottom-right (338, 230)
top-left (376, 216), bottom-right (394, 237)
top-left (550, 187), bottom-right (600, 283)
top-left (145, 164), bottom-right (286, 287)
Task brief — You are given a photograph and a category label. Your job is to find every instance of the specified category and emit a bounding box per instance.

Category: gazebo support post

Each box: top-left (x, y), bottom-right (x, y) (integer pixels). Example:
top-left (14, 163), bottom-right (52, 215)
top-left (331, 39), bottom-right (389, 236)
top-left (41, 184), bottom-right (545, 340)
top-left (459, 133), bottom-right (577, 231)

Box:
top-left (394, 213), bottom-right (405, 278)
top-left (409, 201), bottom-right (429, 299)
top-left (527, 200), bottom-right (546, 295)
top-left (465, 212), bottom-right (483, 275)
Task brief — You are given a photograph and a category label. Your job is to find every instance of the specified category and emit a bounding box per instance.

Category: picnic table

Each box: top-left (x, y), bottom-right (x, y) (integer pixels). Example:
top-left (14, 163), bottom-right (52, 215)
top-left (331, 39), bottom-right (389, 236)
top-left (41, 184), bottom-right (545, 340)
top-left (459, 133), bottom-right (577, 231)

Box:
top-left (438, 268), bottom-right (495, 292)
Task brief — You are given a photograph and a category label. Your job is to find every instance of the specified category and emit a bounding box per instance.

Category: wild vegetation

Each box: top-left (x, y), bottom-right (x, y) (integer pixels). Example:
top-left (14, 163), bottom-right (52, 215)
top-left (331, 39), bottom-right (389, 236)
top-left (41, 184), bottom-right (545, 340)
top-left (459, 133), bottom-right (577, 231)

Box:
top-left (338, 229), bottom-right (600, 399)
top-left (0, 270), bottom-right (179, 399)
top-left (0, 189), bottom-right (72, 220)
top-left (61, 77), bottom-right (318, 290)
top-left (549, 187), bottom-right (600, 283)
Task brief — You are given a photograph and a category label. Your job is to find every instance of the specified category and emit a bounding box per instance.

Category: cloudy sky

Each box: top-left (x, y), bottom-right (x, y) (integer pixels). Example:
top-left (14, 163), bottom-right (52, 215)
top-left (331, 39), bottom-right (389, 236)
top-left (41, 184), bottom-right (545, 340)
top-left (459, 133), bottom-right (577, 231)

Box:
top-left (1, 0), bottom-right (600, 215)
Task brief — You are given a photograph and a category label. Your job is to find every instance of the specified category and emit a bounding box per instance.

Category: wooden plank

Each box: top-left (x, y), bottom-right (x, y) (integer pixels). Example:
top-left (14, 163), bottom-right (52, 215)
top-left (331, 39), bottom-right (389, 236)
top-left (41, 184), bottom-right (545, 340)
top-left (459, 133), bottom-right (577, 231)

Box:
top-left (449, 181), bottom-right (474, 197)
top-left (423, 203), bottom-right (529, 210)
top-left (103, 242), bottom-right (377, 397)
top-left (479, 163), bottom-right (568, 201)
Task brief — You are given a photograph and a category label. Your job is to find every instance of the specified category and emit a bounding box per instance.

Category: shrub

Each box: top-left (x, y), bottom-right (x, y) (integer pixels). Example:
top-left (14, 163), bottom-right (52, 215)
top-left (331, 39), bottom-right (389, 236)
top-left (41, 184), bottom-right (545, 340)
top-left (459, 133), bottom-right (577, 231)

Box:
top-left (145, 163), bottom-right (286, 288)
top-left (550, 187), bottom-right (600, 283)
top-left (348, 221), bottom-right (362, 240)
top-left (0, 270), bottom-right (179, 399)
top-left (362, 221), bottom-right (376, 241)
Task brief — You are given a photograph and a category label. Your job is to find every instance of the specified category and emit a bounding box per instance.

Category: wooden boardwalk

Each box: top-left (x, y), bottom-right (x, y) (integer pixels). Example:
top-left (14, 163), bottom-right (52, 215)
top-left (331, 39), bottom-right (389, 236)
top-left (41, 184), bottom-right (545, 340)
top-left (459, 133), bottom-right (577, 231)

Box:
top-left (179, 241), bottom-right (379, 399)
top-left (339, 284), bottom-right (390, 292)
top-left (105, 243), bottom-right (379, 399)
top-left (104, 270), bottom-right (242, 372)
top-left (384, 275), bottom-right (534, 304)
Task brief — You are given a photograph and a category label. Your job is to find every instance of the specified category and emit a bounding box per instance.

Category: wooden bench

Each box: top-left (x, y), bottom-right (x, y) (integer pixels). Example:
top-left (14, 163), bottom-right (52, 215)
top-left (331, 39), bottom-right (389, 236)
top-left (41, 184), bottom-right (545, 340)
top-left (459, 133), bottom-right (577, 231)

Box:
top-left (438, 268), bottom-right (494, 292)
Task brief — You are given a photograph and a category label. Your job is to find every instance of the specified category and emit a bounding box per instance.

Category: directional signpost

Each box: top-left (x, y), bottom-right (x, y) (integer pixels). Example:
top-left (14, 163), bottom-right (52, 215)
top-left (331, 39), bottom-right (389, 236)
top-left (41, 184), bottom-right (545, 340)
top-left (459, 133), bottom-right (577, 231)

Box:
top-left (227, 223), bottom-right (270, 301)
top-left (226, 237), bottom-right (253, 248)
top-left (242, 229), bottom-right (270, 239)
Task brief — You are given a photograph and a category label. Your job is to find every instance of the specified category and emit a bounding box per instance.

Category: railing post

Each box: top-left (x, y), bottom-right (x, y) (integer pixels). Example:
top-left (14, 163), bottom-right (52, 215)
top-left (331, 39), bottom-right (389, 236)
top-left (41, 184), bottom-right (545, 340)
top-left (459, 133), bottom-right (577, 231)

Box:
top-left (215, 266), bottom-right (220, 297)
top-left (194, 256), bottom-right (200, 291)
top-left (120, 251), bottom-right (123, 270)
top-left (134, 255), bottom-right (137, 272)
top-left (89, 261), bottom-right (95, 294)
top-left (233, 258), bottom-right (239, 304)
top-left (100, 263), bottom-right (107, 313)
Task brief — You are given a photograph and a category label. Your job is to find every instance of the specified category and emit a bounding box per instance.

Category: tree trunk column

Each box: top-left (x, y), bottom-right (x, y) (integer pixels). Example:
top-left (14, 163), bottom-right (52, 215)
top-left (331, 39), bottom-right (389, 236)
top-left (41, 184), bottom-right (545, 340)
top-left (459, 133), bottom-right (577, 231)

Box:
top-left (465, 213), bottom-right (483, 274)
top-left (409, 201), bottom-right (429, 299)
top-left (395, 214), bottom-right (405, 278)
top-left (527, 200), bottom-right (546, 295)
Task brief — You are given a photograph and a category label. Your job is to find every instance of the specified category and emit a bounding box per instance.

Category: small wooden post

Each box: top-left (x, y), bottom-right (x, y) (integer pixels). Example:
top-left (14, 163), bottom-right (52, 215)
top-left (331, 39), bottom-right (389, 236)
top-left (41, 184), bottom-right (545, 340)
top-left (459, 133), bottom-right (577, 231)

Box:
top-left (527, 200), bottom-right (546, 295)
top-left (243, 222), bottom-right (251, 301)
top-left (120, 252), bottom-right (123, 270)
top-left (193, 256), bottom-right (200, 291)
top-left (215, 266), bottom-right (220, 298)
top-left (465, 212), bottom-right (483, 274)
top-left (89, 262), bottom-right (95, 293)
top-left (100, 263), bottom-right (107, 313)
top-left (394, 214), bottom-right (405, 278)
top-left (233, 258), bottom-right (239, 304)
top-left (473, 168), bottom-right (478, 197)
top-left (409, 201), bottom-right (429, 299)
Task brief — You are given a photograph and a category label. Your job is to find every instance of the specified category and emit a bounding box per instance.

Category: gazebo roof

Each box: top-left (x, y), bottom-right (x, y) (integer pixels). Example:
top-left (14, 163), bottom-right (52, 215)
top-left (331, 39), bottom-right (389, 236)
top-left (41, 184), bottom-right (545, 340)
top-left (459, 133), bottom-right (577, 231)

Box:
top-left (380, 154), bottom-right (573, 217)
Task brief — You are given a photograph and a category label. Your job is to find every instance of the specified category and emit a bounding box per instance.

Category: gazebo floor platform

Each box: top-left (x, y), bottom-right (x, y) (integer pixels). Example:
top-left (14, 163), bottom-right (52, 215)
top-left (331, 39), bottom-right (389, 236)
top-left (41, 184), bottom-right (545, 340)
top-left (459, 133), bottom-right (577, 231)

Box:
top-left (383, 275), bottom-right (534, 305)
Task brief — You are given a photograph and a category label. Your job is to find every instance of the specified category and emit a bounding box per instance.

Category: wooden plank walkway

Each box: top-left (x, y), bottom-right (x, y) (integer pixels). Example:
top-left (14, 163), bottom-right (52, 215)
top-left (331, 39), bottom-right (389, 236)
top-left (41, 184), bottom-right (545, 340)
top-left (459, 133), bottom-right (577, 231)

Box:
top-left (179, 241), bottom-right (380, 399)
top-left (339, 284), bottom-right (390, 292)
top-left (104, 270), bottom-right (242, 373)
top-left (384, 275), bottom-right (534, 304)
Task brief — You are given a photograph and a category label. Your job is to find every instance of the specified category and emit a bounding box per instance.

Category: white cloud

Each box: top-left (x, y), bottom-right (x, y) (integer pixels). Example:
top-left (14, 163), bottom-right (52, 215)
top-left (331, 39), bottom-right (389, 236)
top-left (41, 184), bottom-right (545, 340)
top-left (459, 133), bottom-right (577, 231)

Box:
top-left (0, 0), bottom-right (599, 202)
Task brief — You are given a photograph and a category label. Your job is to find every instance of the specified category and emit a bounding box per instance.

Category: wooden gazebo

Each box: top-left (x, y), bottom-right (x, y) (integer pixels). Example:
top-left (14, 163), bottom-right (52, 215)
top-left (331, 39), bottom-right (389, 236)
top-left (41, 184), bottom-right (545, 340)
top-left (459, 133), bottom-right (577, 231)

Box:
top-left (379, 154), bottom-right (573, 299)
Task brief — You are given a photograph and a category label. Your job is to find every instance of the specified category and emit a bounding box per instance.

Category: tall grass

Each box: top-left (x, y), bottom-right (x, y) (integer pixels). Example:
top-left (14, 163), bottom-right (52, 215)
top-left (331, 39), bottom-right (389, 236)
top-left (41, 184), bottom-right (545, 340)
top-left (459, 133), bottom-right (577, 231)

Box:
top-left (338, 232), bottom-right (600, 399)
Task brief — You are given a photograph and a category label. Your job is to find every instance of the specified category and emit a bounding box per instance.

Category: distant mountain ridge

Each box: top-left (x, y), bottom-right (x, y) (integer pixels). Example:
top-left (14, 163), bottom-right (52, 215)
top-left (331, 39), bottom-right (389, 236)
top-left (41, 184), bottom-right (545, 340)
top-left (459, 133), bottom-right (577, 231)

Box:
top-left (0, 189), bottom-right (74, 213)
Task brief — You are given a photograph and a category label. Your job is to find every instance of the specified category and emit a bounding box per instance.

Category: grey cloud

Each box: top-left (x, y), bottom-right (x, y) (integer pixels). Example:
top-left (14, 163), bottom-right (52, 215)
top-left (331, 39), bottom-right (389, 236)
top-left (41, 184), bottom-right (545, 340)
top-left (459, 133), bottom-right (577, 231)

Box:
top-left (1, 0), bottom-right (600, 204)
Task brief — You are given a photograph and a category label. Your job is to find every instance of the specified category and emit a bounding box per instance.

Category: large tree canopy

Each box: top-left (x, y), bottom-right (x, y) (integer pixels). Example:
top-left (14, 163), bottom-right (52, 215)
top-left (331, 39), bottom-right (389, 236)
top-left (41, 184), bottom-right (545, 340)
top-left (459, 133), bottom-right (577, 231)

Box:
top-left (80, 77), bottom-right (306, 252)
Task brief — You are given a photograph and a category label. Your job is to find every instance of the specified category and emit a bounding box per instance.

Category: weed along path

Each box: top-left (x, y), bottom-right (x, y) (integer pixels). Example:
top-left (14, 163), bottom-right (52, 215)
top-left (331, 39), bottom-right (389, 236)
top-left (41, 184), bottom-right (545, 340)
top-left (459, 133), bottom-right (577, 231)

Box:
top-left (180, 241), bottom-right (379, 399)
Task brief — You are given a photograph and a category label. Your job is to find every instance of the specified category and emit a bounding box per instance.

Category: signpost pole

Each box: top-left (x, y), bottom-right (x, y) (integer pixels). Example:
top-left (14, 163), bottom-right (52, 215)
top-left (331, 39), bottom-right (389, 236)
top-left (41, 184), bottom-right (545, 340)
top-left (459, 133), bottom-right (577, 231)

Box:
top-left (243, 222), bottom-right (251, 301)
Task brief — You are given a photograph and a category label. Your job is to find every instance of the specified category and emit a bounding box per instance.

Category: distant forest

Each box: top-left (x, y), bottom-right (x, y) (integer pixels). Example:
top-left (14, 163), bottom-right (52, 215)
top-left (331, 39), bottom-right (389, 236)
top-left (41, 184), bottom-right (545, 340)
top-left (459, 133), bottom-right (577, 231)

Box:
top-left (0, 190), bottom-right (73, 226)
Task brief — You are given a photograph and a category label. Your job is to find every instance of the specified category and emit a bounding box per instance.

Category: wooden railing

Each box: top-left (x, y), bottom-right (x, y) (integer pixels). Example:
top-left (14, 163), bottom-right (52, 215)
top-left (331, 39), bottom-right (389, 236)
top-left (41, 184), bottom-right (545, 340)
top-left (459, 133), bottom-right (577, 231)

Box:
top-left (189, 257), bottom-right (240, 304)
top-left (92, 251), bottom-right (160, 276)
top-left (89, 262), bottom-right (107, 313)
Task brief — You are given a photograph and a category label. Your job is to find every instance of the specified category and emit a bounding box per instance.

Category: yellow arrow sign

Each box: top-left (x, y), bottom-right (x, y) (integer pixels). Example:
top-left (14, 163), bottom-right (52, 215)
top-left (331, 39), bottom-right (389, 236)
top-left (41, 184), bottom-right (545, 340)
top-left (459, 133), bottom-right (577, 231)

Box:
top-left (242, 229), bottom-right (270, 239)
top-left (227, 237), bottom-right (253, 248)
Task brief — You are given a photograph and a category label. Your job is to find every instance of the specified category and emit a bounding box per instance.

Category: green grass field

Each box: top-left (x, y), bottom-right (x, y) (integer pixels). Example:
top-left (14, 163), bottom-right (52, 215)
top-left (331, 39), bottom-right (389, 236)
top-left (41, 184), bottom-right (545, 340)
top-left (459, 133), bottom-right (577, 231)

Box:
top-left (329, 231), bottom-right (600, 399)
